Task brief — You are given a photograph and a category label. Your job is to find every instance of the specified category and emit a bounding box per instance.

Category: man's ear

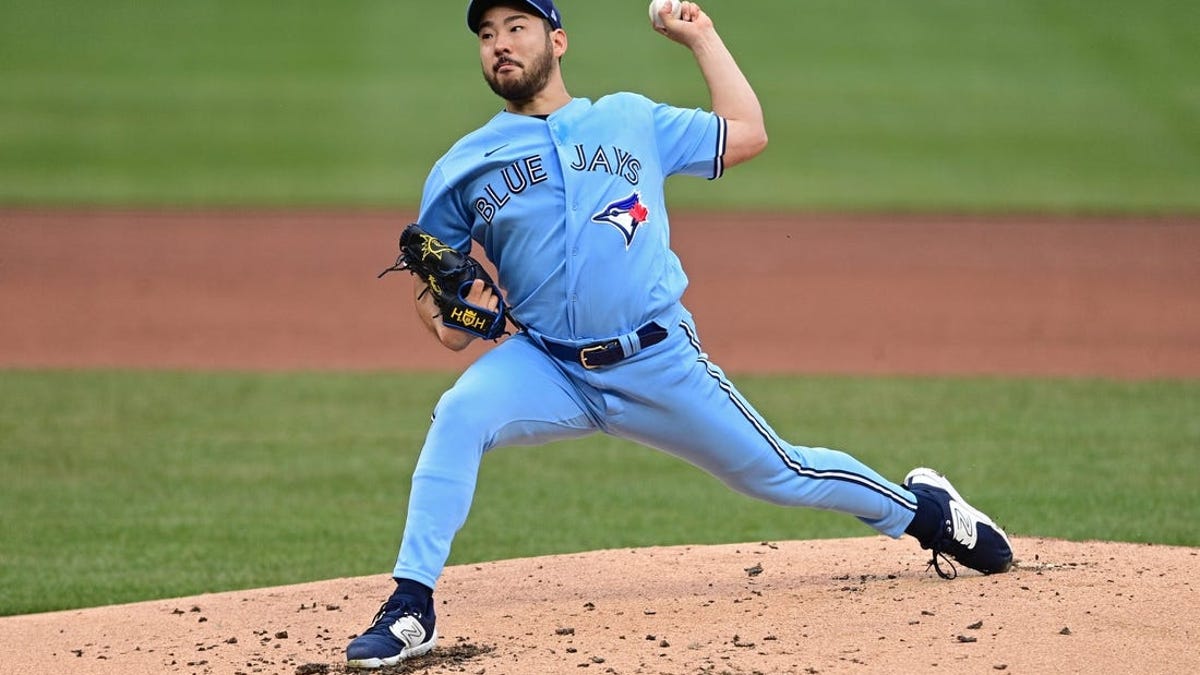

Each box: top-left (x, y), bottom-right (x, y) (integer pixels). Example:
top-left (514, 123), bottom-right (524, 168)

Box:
top-left (552, 29), bottom-right (568, 58)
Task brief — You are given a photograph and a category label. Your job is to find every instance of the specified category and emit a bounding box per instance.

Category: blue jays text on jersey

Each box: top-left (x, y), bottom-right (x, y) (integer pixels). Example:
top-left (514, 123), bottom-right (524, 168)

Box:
top-left (568, 144), bottom-right (642, 184)
top-left (471, 143), bottom-right (644, 225)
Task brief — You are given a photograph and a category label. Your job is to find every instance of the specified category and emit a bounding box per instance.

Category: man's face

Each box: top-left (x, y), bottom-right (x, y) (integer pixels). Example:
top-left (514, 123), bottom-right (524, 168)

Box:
top-left (477, 5), bottom-right (557, 102)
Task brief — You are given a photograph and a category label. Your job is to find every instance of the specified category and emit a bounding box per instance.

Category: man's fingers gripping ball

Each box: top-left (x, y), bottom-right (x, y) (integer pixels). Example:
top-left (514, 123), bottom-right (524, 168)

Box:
top-left (649, 0), bottom-right (683, 29)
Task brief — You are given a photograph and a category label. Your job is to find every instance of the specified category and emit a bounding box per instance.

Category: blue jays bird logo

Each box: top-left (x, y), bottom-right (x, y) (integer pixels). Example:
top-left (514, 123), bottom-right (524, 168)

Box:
top-left (591, 192), bottom-right (650, 248)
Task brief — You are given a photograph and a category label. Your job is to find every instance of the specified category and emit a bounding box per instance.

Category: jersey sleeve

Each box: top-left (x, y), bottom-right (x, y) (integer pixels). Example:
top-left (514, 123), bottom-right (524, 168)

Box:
top-left (415, 161), bottom-right (474, 252)
top-left (652, 101), bottom-right (728, 180)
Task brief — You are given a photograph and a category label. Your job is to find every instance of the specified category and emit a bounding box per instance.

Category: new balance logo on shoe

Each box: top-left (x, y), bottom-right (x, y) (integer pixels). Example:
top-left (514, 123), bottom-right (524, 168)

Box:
top-left (390, 616), bottom-right (427, 646)
top-left (949, 501), bottom-right (979, 548)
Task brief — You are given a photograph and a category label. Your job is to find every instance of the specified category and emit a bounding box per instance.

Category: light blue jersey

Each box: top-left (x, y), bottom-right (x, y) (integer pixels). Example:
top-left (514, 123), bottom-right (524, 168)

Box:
top-left (417, 94), bottom-right (725, 340)
top-left (392, 95), bottom-right (918, 590)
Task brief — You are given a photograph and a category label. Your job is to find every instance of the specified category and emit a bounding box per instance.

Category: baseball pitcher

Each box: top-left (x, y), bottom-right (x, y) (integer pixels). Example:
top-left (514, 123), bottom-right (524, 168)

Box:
top-left (347, 1), bottom-right (1014, 668)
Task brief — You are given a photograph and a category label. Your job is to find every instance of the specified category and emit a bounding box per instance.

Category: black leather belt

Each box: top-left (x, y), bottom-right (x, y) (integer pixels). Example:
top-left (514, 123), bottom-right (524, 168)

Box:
top-left (541, 322), bottom-right (668, 370)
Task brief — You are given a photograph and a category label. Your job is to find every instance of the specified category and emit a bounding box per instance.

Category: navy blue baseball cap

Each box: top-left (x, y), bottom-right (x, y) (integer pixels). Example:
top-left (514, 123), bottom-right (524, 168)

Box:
top-left (467, 0), bottom-right (563, 34)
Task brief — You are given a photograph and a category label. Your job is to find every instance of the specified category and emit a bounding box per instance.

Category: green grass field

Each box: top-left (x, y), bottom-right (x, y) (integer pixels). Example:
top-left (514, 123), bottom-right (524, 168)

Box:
top-left (2, 370), bottom-right (1196, 616)
top-left (1, 0), bottom-right (1197, 211)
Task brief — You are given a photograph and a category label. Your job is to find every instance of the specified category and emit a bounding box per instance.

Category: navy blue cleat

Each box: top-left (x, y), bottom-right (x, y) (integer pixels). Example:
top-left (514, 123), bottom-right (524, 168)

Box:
top-left (904, 467), bottom-right (1014, 578)
top-left (346, 582), bottom-right (437, 669)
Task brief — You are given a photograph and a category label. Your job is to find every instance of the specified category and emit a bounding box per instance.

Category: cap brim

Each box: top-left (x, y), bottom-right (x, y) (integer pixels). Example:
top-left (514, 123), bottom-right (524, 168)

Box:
top-left (467, 0), bottom-right (558, 33)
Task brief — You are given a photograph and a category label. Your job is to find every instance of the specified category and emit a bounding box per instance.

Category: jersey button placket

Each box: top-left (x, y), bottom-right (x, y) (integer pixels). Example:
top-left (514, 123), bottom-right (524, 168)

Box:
top-left (552, 120), bottom-right (581, 337)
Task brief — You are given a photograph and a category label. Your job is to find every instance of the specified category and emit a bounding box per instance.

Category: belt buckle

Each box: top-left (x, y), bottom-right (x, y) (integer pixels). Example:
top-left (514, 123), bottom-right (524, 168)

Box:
top-left (578, 343), bottom-right (609, 370)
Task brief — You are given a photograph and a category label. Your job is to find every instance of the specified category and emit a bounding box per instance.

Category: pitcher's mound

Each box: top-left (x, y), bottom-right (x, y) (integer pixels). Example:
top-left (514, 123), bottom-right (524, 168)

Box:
top-left (2, 536), bottom-right (1197, 674)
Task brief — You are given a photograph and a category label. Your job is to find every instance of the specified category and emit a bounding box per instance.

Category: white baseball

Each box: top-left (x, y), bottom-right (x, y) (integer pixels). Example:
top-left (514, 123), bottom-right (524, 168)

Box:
top-left (649, 0), bottom-right (683, 28)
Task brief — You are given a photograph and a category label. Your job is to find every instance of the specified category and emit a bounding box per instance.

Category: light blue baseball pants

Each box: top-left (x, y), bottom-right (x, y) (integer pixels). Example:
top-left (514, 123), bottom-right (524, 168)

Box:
top-left (393, 310), bottom-right (917, 588)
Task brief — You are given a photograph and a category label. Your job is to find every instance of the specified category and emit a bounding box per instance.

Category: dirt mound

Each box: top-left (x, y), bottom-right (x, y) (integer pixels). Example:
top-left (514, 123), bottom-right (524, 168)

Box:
top-left (3, 537), bottom-right (1197, 674)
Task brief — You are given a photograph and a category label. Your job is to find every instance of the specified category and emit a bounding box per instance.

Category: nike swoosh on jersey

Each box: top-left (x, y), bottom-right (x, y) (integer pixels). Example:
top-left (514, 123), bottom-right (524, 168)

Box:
top-left (484, 143), bottom-right (510, 157)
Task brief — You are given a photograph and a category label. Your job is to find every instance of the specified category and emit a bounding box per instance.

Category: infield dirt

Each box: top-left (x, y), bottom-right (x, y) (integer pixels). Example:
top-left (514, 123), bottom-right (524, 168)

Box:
top-left (3, 210), bottom-right (1197, 377)
top-left (1, 210), bottom-right (1197, 674)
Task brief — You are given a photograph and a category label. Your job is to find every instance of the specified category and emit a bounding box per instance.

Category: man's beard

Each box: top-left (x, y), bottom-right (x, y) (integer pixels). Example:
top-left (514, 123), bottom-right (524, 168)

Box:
top-left (483, 38), bottom-right (555, 103)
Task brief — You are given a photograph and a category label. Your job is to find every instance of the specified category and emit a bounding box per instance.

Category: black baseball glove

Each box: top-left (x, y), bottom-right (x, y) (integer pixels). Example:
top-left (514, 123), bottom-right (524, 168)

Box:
top-left (378, 223), bottom-right (508, 340)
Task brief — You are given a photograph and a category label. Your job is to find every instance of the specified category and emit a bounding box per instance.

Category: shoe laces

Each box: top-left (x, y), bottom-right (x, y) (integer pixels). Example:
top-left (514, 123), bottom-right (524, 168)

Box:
top-left (922, 507), bottom-right (962, 579)
top-left (926, 550), bottom-right (958, 580)
top-left (363, 598), bottom-right (422, 635)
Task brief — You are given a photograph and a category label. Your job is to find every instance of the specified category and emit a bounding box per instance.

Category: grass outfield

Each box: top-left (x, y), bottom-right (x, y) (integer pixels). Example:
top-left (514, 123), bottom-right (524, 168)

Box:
top-left (1, 1), bottom-right (1197, 212)
top-left (1, 370), bottom-right (1196, 616)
